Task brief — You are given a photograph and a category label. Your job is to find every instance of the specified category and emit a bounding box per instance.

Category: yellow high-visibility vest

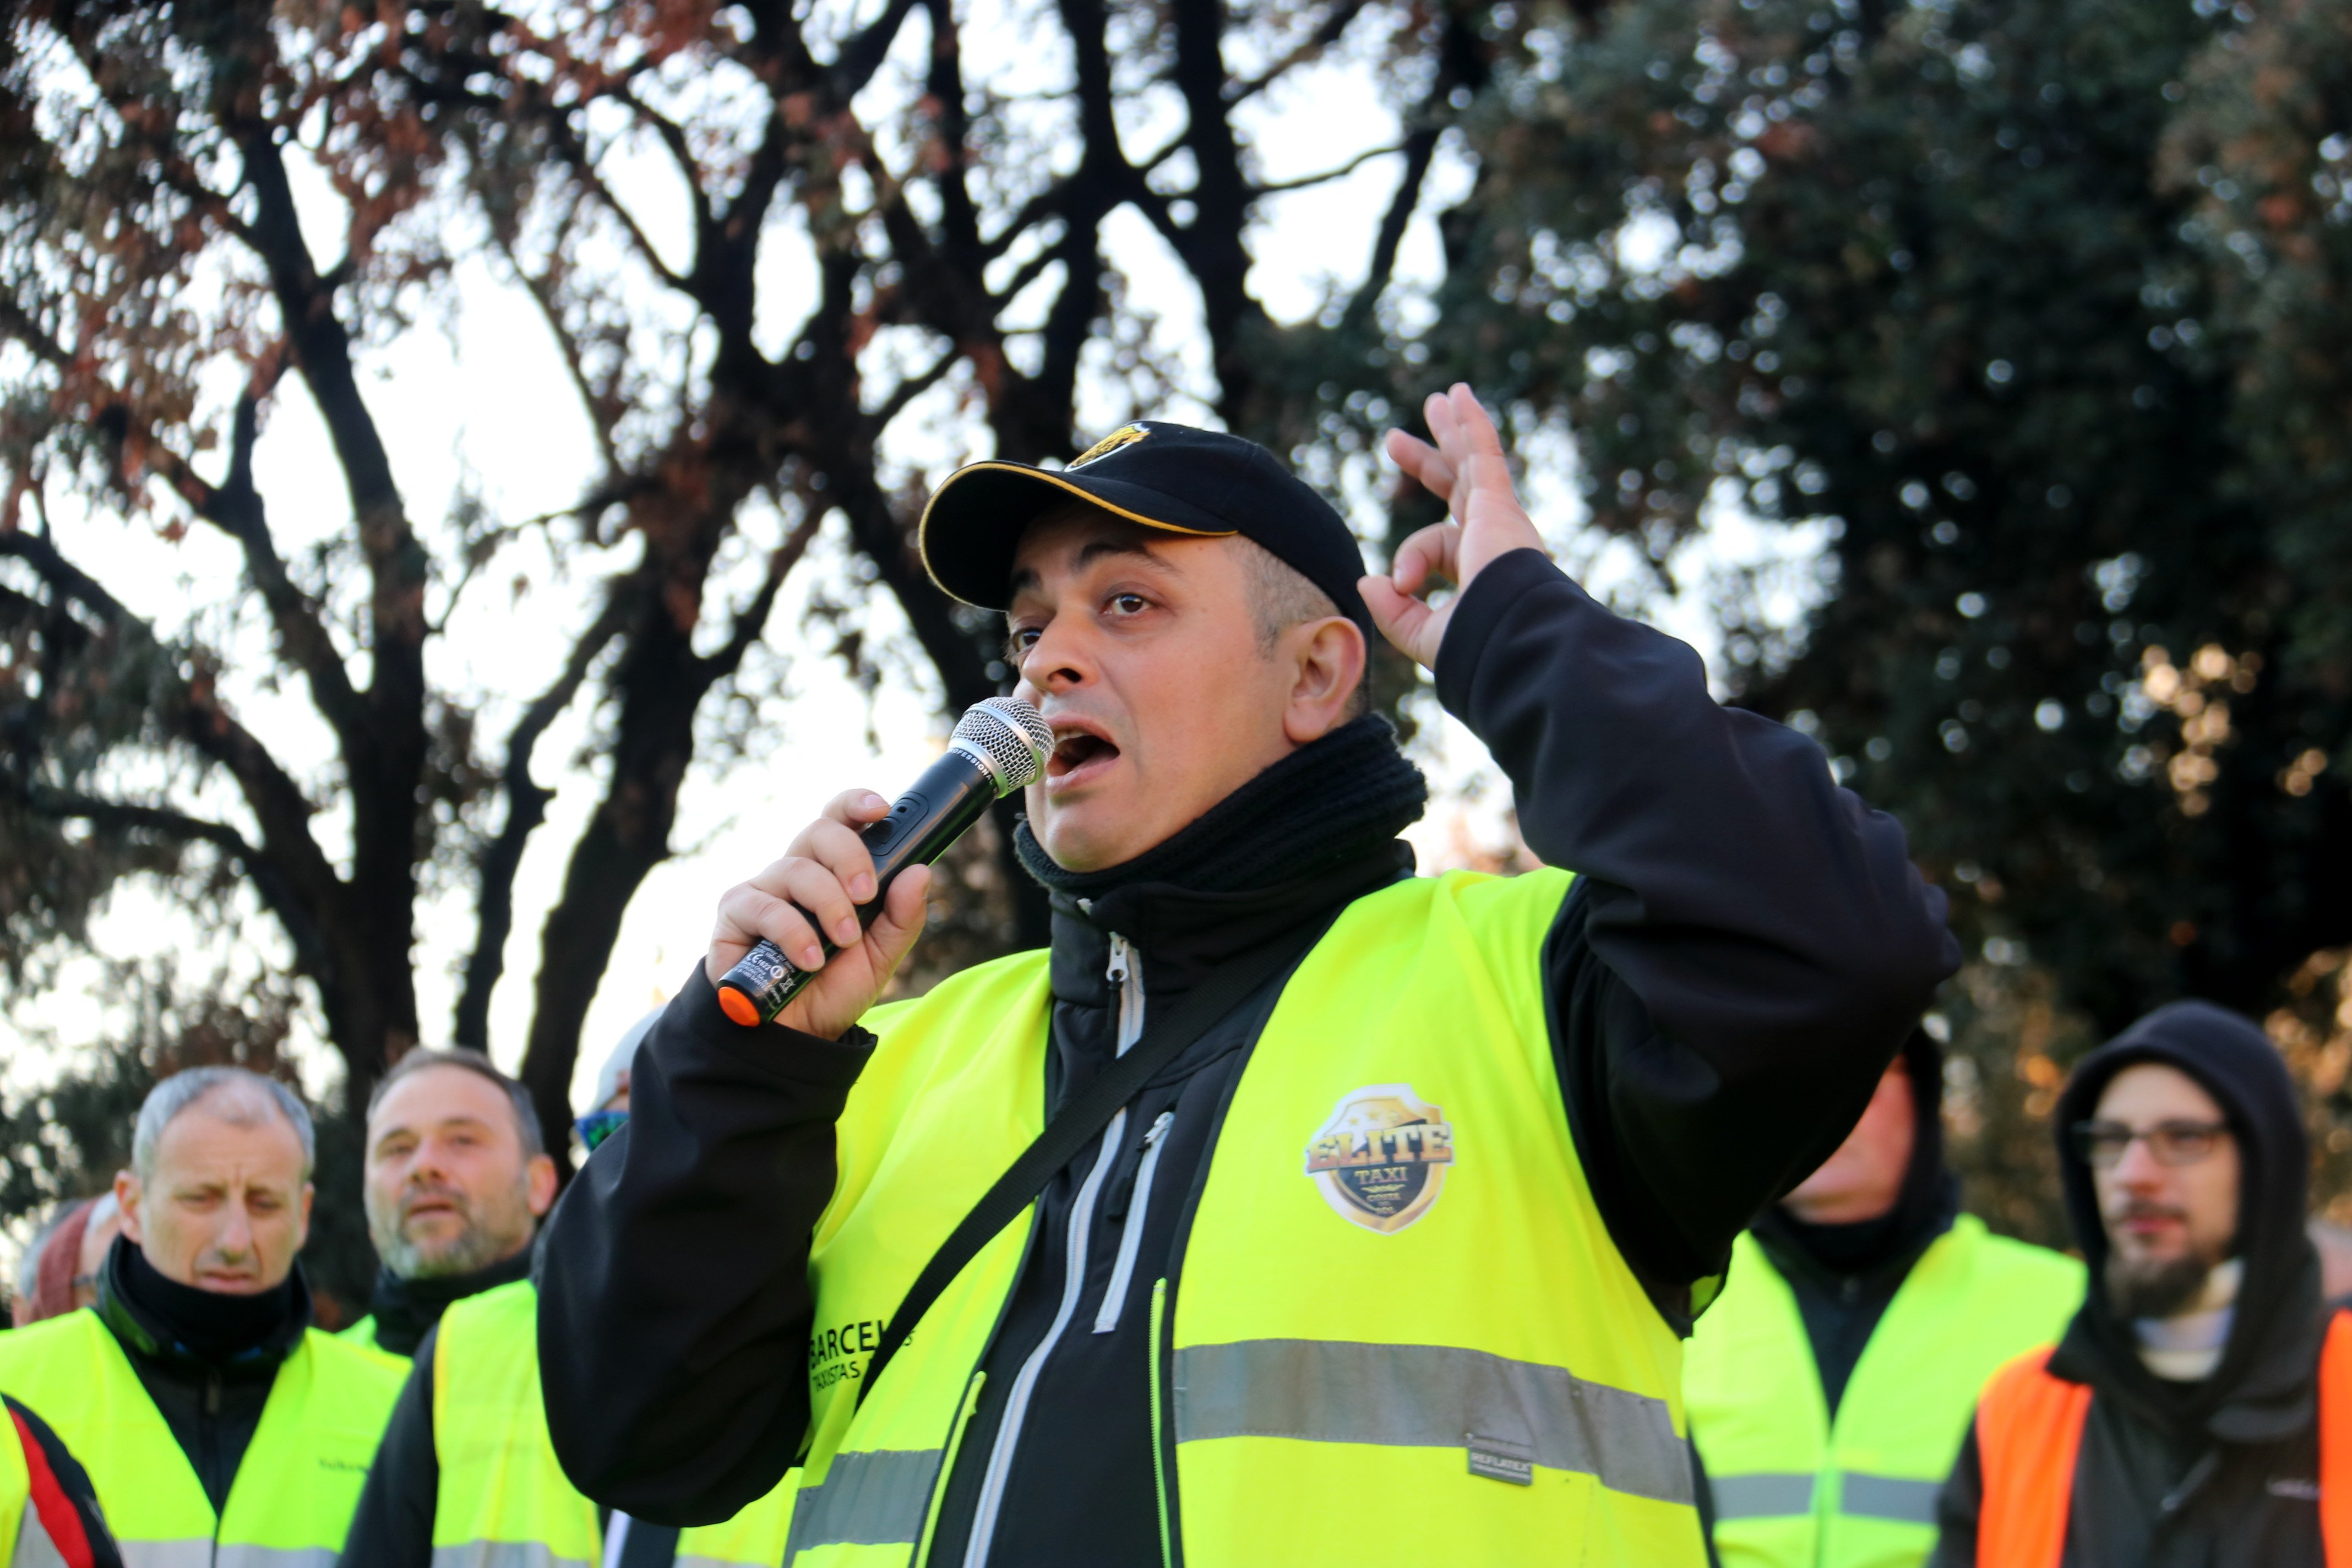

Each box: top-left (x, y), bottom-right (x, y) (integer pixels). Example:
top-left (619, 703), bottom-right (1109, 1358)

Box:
top-left (433, 1279), bottom-right (796, 1568)
top-left (786, 867), bottom-right (1704, 1567)
top-left (1685, 1219), bottom-right (2083, 1568)
top-left (0, 1303), bottom-right (407, 1568)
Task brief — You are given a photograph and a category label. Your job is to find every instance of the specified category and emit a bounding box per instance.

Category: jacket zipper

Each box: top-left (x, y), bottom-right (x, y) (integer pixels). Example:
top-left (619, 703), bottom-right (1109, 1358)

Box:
top-left (1149, 1277), bottom-right (1173, 1568)
top-left (959, 933), bottom-right (1146, 1567)
top-left (1094, 1111), bottom-right (1175, 1335)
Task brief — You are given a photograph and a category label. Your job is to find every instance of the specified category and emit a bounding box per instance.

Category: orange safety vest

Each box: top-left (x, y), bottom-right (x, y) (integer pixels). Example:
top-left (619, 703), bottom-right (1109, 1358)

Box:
top-left (1975, 1309), bottom-right (2352, 1565)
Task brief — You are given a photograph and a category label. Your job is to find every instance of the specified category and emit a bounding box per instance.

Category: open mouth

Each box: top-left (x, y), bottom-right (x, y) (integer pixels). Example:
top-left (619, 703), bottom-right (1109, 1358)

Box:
top-left (1046, 725), bottom-right (1120, 783)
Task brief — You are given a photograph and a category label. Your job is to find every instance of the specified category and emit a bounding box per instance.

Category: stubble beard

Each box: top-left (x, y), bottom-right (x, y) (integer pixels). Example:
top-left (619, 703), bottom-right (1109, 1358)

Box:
top-left (368, 1175), bottom-right (532, 1281)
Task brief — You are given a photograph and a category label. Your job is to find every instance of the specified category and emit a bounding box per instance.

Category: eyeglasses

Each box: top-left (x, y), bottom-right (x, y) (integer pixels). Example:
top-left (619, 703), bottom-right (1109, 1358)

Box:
top-left (574, 1110), bottom-right (628, 1153)
top-left (2070, 1118), bottom-right (2231, 1169)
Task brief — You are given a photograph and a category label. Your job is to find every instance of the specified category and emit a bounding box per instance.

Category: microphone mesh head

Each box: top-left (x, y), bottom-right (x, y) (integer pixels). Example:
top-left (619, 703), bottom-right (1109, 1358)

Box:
top-left (954, 696), bottom-right (1054, 794)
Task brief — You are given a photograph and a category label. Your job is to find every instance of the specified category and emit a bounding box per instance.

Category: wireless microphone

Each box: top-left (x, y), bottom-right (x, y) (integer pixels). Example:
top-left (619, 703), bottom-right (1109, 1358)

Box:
top-left (715, 695), bottom-right (1055, 1027)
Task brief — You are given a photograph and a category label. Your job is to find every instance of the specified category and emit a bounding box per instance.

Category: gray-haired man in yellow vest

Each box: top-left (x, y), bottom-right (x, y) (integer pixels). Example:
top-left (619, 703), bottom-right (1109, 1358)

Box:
top-left (0, 1066), bottom-right (407, 1564)
top-left (1684, 1030), bottom-right (2082, 1568)
top-left (538, 385), bottom-right (1961, 1565)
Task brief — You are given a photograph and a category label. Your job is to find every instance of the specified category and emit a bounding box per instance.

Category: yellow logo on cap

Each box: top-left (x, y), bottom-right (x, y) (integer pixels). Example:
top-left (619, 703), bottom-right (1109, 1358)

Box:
top-left (1068, 424), bottom-right (1149, 469)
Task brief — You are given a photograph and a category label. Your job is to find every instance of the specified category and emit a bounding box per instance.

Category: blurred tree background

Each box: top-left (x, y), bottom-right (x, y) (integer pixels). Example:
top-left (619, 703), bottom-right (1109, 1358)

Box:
top-left (0, 0), bottom-right (1488, 1290)
top-left (1289, 0), bottom-right (2352, 1242)
top-left (8, 0), bottom-right (2352, 1295)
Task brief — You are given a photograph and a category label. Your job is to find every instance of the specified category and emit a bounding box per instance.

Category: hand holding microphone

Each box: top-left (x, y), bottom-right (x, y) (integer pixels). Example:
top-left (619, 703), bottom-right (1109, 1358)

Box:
top-left (707, 696), bottom-right (1054, 1039)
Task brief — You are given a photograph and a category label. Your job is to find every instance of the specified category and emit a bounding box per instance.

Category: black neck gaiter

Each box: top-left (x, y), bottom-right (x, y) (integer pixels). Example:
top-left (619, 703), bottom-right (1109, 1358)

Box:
top-left (1013, 714), bottom-right (1428, 899)
top-left (110, 1237), bottom-right (307, 1365)
top-left (364, 1245), bottom-right (535, 1357)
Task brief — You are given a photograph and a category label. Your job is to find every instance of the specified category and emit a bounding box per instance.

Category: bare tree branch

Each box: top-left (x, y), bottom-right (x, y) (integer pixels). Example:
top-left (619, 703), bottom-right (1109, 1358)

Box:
top-left (453, 585), bottom-right (635, 1049)
top-left (0, 292), bottom-right (68, 368)
top-left (1255, 140), bottom-right (1407, 195)
top-left (698, 504), bottom-right (826, 687)
top-left (1227, 1), bottom-right (1378, 105)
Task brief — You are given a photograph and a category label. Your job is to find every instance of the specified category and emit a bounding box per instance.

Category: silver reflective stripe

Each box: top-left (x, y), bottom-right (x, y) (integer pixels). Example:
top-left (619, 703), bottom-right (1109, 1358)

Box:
top-left (1176, 1338), bottom-right (1693, 1505)
top-left (1710, 1472), bottom-right (1816, 1519)
top-left (9, 1512), bottom-right (69, 1568)
top-left (428, 1544), bottom-right (593, 1568)
top-left (114, 1545), bottom-right (216, 1568)
top-left (216, 1549), bottom-right (341, 1568)
top-left (1840, 1472), bottom-right (1942, 1525)
top-left (783, 1448), bottom-right (944, 1555)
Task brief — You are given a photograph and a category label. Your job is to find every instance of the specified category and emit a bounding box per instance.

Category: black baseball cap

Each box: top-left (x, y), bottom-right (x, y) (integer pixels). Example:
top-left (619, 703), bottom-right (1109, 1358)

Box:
top-left (918, 422), bottom-right (1373, 638)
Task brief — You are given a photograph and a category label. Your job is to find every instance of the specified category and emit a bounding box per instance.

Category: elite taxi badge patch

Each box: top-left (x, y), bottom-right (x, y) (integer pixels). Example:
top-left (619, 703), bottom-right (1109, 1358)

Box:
top-left (1068, 424), bottom-right (1148, 467)
top-left (1304, 1084), bottom-right (1455, 1234)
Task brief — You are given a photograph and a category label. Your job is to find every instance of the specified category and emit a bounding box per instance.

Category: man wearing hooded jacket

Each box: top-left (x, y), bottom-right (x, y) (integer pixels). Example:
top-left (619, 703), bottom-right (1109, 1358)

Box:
top-left (1933, 1000), bottom-right (2348, 1566)
top-left (536, 387), bottom-right (1958, 1566)
top-left (1685, 1031), bottom-right (2083, 1568)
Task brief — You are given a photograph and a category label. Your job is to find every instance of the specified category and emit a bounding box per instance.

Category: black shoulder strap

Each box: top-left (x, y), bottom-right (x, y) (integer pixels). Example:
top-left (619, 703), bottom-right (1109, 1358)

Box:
top-left (856, 918), bottom-right (1325, 1407)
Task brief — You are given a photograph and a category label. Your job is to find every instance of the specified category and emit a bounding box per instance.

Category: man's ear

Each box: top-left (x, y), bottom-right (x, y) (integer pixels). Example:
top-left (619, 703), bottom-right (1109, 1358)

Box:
top-left (294, 1181), bottom-right (314, 1251)
top-left (1283, 617), bottom-right (1369, 745)
top-left (113, 1169), bottom-right (144, 1245)
top-left (526, 1152), bottom-right (559, 1218)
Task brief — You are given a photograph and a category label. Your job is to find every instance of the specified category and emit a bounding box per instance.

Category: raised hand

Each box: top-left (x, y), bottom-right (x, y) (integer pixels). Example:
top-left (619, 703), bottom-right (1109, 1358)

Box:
top-left (1361, 383), bottom-right (1549, 670)
top-left (707, 790), bottom-right (931, 1040)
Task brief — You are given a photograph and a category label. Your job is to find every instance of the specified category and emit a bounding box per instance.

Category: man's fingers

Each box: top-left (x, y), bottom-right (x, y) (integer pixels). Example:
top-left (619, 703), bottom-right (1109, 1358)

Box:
top-left (1384, 429), bottom-right (1455, 505)
top-left (823, 787), bottom-right (891, 824)
top-left (1359, 575), bottom-right (1437, 660)
top-left (715, 882), bottom-right (825, 971)
top-left (865, 863), bottom-right (932, 966)
top-left (1389, 520), bottom-right (1461, 598)
top-left (779, 858), bottom-right (863, 951)
top-left (1446, 383), bottom-right (1507, 456)
top-left (797, 815), bottom-right (879, 905)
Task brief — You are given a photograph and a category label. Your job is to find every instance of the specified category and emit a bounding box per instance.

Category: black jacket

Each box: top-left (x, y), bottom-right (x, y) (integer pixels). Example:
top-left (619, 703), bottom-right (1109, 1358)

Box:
top-left (536, 548), bottom-right (1959, 1558)
top-left (1932, 1001), bottom-right (2331, 1567)
top-left (92, 1237), bottom-right (312, 1512)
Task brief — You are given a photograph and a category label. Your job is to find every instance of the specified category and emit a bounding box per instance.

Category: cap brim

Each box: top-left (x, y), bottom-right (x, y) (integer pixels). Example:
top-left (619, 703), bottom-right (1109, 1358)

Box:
top-left (919, 462), bottom-right (1238, 610)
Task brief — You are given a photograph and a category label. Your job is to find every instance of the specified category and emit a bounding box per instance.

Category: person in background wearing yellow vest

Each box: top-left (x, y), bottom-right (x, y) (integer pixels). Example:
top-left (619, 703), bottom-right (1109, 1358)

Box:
top-left (0, 1066), bottom-right (407, 1564)
top-left (1934, 1001), bottom-right (2345, 1566)
top-left (535, 386), bottom-right (1959, 1566)
top-left (1685, 1030), bottom-right (2082, 1568)
top-left (342, 1048), bottom-right (559, 1358)
top-left (340, 1022), bottom-right (795, 1568)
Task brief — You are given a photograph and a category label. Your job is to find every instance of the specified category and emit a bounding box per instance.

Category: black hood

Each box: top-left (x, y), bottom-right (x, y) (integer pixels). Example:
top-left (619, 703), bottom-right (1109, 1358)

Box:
top-left (2048, 999), bottom-right (2324, 1439)
top-left (1755, 1028), bottom-right (1956, 1278)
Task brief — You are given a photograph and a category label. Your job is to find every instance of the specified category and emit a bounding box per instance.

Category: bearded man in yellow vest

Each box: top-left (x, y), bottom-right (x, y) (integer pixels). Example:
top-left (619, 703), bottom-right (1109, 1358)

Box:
top-left (537, 385), bottom-right (1961, 1567)
top-left (340, 1047), bottom-right (559, 1360)
top-left (1685, 1031), bottom-right (2082, 1568)
top-left (0, 1066), bottom-right (407, 1567)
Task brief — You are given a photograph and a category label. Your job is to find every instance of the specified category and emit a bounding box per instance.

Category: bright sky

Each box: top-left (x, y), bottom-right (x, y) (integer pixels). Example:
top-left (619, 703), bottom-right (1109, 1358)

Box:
top-left (2, 3), bottom-right (1832, 1129)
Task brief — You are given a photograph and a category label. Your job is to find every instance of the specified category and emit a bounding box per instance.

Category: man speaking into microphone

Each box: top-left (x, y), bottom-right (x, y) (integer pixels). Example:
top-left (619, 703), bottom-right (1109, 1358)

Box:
top-left (537, 385), bottom-right (1959, 1566)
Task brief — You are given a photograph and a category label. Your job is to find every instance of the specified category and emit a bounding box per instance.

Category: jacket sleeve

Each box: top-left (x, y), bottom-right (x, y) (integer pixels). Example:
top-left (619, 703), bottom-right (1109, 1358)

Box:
top-left (1930, 1421), bottom-right (1985, 1567)
top-left (1435, 549), bottom-right (1959, 1292)
top-left (536, 963), bottom-right (874, 1522)
top-left (337, 1331), bottom-right (438, 1568)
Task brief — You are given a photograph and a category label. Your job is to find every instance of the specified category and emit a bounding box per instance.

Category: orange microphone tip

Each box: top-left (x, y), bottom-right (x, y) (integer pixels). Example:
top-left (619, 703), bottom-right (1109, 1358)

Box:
top-left (717, 986), bottom-right (761, 1028)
